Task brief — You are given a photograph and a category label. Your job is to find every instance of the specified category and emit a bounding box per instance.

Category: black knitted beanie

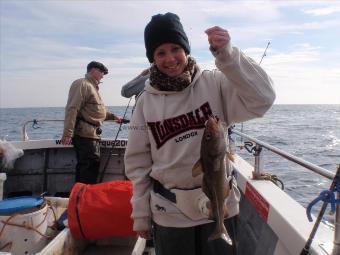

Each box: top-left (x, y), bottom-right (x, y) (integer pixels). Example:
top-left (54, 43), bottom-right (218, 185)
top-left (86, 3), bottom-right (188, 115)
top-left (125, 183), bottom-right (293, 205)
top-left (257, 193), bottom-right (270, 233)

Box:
top-left (144, 12), bottom-right (190, 63)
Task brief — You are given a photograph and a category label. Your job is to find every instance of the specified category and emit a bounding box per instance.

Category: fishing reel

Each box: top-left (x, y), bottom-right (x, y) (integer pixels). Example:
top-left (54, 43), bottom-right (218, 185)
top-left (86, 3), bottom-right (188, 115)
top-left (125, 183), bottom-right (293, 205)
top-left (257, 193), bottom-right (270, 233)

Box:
top-left (121, 118), bottom-right (130, 124)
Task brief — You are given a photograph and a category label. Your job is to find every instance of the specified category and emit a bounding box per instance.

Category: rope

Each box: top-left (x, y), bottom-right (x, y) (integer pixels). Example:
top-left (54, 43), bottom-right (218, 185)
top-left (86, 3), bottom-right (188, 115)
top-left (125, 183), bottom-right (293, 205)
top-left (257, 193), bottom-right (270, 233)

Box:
top-left (252, 172), bottom-right (284, 190)
top-left (0, 242), bottom-right (12, 252)
top-left (0, 220), bottom-right (51, 239)
top-left (306, 177), bottom-right (340, 222)
top-left (46, 202), bottom-right (58, 229)
top-left (241, 141), bottom-right (285, 190)
top-left (0, 204), bottom-right (57, 242)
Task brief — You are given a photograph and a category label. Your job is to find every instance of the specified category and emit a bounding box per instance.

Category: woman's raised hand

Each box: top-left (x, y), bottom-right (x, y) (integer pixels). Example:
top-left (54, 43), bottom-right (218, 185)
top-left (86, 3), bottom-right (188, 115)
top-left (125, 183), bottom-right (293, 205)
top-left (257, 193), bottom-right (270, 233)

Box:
top-left (205, 26), bottom-right (230, 50)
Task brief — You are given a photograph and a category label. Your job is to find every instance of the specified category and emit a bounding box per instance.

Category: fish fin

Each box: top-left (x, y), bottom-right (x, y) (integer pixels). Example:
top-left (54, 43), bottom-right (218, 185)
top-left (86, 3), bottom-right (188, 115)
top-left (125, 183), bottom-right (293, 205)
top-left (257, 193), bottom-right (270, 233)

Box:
top-left (223, 206), bottom-right (229, 218)
top-left (223, 182), bottom-right (230, 198)
top-left (192, 159), bottom-right (203, 177)
top-left (207, 202), bottom-right (214, 220)
top-left (227, 143), bottom-right (235, 162)
top-left (227, 151), bottom-right (234, 162)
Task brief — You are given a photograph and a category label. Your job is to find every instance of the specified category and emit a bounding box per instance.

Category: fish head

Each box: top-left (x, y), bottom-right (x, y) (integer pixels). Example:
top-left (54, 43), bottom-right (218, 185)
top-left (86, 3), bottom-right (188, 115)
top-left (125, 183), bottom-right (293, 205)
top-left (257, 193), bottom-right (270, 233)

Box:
top-left (202, 116), bottom-right (226, 156)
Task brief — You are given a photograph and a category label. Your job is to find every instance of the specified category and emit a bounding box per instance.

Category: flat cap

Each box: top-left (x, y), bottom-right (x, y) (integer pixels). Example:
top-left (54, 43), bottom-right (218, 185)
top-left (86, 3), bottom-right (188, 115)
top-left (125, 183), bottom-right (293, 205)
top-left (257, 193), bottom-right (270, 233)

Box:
top-left (87, 61), bottom-right (108, 75)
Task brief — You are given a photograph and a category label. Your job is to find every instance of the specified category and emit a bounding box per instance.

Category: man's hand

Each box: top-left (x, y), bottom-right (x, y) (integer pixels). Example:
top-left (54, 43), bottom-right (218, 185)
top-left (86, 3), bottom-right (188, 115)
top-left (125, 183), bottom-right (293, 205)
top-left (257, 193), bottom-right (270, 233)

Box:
top-left (205, 26), bottom-right (230, 51)
top-left (61, 135), bottom-right (72, 145)
top-left (114, 117), bottom-right (130, 124)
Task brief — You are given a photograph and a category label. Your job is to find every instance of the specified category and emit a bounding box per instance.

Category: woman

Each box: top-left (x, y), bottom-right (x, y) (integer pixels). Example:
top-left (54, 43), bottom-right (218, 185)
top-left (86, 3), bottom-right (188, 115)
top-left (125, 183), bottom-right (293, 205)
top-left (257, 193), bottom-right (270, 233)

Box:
top-left (125, 12), bottom-right (275, 255)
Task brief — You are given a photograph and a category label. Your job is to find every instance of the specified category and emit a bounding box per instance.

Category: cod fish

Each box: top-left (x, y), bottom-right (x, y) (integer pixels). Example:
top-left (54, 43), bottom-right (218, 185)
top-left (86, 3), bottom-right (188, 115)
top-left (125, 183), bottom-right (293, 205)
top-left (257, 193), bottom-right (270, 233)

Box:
top-left (192, 116), bottom-right (232, 245)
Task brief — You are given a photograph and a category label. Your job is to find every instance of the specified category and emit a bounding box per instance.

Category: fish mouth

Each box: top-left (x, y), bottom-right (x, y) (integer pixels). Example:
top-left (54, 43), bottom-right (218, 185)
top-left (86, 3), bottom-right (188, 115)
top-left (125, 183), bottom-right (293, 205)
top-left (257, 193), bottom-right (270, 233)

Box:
top-left (205, 115), bottom-right (219, 126)
top-left (205, 116), bottom-right (220, 135)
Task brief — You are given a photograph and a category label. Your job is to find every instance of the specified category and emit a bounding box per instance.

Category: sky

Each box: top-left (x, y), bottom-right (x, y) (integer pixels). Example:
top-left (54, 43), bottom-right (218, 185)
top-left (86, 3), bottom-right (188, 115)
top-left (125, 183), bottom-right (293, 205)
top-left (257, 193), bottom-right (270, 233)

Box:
top-left (1, 0), bottom-right (340, 108)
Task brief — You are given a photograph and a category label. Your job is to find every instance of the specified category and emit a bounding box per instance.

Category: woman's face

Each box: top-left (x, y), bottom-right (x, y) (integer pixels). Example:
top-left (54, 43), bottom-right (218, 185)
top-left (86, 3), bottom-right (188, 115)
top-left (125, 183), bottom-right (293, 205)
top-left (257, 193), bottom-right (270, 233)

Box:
top-left (153, 43), bottom-right (188, 77)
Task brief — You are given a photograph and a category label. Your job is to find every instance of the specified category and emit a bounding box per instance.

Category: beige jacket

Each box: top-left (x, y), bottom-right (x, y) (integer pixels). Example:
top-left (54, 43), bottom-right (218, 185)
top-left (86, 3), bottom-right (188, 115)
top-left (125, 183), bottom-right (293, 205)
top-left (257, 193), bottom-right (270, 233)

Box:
top-left (63, 73), bottom-right (115, 139)
top-left (124, 42), bottom-right (275, 232)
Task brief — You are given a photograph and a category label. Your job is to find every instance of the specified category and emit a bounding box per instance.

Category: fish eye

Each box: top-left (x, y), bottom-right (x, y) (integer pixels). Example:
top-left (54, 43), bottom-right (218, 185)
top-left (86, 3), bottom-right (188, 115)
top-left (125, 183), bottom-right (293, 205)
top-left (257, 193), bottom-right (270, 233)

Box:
top-left (205, 132), bottom-right (211, 140)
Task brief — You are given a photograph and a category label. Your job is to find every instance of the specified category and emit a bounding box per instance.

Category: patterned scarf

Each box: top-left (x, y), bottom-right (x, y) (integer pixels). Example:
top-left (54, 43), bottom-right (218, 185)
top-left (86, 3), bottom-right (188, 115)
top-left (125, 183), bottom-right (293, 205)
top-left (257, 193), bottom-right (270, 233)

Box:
top-left (150, 57), bottom-right (197, 91)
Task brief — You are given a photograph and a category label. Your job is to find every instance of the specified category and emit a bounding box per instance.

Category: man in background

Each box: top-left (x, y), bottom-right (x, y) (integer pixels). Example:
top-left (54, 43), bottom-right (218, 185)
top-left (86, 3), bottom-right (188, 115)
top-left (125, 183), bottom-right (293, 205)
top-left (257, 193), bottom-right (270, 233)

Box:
top-left (61, 61), bottom-right (124, 184)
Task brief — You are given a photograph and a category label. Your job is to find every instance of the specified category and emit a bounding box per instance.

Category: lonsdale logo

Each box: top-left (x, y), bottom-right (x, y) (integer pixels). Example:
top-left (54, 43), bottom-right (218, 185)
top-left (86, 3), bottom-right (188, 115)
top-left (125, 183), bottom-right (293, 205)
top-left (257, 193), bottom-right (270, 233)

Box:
top-left (147, 102), bottom-right (213, 149)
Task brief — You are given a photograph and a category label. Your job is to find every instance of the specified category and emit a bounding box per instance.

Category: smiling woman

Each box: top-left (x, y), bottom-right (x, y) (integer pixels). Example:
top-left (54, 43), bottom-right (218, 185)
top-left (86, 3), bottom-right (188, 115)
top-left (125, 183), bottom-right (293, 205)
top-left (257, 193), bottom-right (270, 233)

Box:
top-left (124, 11), bottom-right (275, 255)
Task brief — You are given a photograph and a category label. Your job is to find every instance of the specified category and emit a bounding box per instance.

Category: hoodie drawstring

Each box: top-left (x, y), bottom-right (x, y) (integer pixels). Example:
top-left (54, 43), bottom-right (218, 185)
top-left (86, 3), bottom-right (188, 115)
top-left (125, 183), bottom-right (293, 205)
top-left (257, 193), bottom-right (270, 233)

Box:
top-left (161, 94), bottom-right (166, 121)
top-left (190, 85), bottom-right (195, 114)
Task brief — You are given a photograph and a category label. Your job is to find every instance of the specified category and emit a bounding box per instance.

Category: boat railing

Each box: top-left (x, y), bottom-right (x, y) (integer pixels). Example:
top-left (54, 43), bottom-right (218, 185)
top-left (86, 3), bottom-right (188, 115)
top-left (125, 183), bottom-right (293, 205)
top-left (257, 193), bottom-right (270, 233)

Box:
top-left (22, 119), bottom-right (64, 141)
top-left (231, 129), bottom-right (335, 180)
top-left (231, 129), bottom-right (339, 255)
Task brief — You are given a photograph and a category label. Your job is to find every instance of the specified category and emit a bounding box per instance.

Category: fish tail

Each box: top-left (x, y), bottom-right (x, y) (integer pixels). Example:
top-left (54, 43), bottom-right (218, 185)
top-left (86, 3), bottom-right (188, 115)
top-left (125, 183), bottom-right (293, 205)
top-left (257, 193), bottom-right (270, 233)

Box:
top-left (208, 188), bottom-right (233, 245)
top-left (208, 224), bottom-right (233, 245)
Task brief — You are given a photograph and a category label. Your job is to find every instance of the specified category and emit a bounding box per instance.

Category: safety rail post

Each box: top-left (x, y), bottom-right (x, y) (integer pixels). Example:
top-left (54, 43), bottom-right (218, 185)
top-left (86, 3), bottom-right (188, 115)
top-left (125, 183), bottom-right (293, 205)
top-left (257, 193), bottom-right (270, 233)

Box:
top-left (22, 121), bottom-right (31, 141)
top-left (253, 144), bottom-right (263, 179)
top-left (332, 165), bottom-right (340, 255)
top-left (21, 119), bottom-right (65, 141)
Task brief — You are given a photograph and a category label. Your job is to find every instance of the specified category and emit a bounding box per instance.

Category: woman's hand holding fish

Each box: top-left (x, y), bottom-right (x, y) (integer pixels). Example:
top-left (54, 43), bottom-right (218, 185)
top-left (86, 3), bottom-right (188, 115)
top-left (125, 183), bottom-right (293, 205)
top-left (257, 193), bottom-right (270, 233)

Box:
top-left (137, 230), bottom-right (152, 240)
top-left (205, 26), bottom-right (230, 50)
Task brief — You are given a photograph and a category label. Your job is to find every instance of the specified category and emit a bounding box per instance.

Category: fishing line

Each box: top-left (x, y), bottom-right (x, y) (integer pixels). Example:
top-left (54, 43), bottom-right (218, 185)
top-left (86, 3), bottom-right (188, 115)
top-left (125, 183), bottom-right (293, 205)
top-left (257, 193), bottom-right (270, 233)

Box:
top-left (237, 41), bottom-right (271, 148)
top-left (98, 97), bottom-right (132, 183)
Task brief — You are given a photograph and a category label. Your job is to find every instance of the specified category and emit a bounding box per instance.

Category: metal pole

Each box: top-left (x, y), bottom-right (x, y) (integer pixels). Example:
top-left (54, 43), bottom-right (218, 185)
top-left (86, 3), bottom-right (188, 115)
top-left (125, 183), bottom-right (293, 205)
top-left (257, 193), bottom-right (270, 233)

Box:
top-left (22, 121), bottom-right (31, 141)
top-left (331, 165), bottom-right (340, 255)
top-left (253, 144), bottom-right (263, 175)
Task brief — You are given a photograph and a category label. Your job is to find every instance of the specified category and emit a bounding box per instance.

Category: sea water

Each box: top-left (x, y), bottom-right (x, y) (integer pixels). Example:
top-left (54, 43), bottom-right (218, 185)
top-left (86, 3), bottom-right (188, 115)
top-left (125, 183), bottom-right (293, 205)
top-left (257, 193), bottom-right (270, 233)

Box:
top-left (0, 104), bottom-right (339, 223)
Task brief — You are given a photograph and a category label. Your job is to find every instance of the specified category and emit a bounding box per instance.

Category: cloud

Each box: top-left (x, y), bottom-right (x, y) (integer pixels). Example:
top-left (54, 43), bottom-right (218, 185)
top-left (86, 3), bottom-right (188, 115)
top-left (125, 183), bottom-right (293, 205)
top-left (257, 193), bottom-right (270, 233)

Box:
top-left (1, 0), bottom-right (340, 107)
top-left (262, 43), bottom-right (340, 104)
top-left (304, 4), bottom-right (340, 16)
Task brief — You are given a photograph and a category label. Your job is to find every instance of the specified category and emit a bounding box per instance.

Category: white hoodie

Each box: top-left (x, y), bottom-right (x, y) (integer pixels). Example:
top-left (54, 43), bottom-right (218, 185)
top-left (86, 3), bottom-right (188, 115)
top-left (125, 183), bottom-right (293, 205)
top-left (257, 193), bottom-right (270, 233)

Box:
top-left (124, 42), bottom-right (275, 232)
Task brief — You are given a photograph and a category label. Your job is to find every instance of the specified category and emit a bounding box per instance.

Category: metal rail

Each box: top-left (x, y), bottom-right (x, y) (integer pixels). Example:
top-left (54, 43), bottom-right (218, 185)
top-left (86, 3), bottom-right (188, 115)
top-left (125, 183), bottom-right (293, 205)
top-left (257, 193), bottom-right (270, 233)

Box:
top-left (231, 129), bottom-right (339, 255)
top-left (232, 129), bottom-right (335, 180)
top-left (22, 119), bottom-right (64, 141)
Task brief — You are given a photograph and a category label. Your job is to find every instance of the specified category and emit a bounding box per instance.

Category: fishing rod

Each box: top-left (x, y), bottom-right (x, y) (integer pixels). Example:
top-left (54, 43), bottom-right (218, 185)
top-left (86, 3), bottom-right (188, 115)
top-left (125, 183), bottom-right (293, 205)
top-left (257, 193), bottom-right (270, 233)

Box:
top-left (98, 97), bottom-right (132, 183)
top-left (300, 165), bottom-right (340, 255)
top-left (259, 41), bottom-right (270, 65)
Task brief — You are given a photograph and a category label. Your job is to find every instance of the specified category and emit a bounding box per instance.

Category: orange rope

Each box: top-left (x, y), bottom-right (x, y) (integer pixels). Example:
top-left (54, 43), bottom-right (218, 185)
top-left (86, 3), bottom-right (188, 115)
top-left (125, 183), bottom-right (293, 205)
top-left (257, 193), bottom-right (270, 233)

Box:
top-left (1, 220), bottom-right (51, 239)
top-left (0, 205), bottom-right (55, 240)
top-left (36, 210), bottom-right (48, 228)
top-left (0, 241), bottom-right (12, 252)
top-left (0, 214), bottom-right (18, 238)
top-left (45, 202), bottom-right (58, 230)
